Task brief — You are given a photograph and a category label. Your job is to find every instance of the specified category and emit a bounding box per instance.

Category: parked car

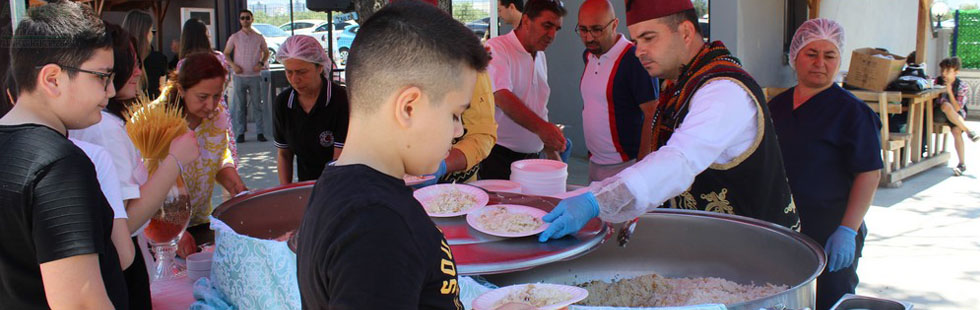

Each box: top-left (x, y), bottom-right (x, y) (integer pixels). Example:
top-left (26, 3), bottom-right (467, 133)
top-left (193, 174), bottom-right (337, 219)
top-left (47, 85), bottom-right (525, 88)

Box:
top-left (279, 19), bottom-right (324, 34)
top-left (308, 21), bottom-right (358, 64)
top-left (465, 17), bottom-right (490, 38)
top-left (252, 23), bottom-right (289, 64)
top-left (333, 24), bottom-right (358, 65)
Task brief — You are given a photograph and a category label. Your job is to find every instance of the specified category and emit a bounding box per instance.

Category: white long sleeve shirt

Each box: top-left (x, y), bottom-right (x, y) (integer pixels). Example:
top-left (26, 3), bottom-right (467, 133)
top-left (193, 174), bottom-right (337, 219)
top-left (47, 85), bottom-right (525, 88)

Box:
top-left (598, 79), bottom-right (760, 222)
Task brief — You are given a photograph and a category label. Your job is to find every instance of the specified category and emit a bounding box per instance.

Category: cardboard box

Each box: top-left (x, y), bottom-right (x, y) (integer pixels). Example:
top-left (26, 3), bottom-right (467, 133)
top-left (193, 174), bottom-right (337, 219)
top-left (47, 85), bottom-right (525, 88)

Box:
top-left (844, 48), bottom-right (907, 91)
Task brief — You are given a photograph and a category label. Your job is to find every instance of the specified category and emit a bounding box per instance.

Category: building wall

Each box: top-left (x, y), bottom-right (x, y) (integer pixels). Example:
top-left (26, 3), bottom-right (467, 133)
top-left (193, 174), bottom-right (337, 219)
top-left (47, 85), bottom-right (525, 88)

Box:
top-left (711, 0), bottom-right (796, 88)
top-left (820, 0), bottom-right (920, 72)
top-left (710, 0), bottom-right (935, 89)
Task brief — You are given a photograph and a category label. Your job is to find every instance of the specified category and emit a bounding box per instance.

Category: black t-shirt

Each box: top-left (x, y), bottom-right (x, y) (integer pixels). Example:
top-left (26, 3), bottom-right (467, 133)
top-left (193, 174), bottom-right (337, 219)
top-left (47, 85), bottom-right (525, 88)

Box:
top-left (143, 49), bottom-right (170, 99)
top-left (296, 164), bottom-right (462, 310)
top-left (273, 77), bottom-right (350, 181)
top-left (0, 124), bottom-right (128, 310)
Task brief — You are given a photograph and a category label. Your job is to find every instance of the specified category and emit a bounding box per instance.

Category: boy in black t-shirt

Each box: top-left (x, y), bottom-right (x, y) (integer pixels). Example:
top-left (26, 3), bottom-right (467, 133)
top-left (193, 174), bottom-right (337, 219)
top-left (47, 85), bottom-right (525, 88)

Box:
top-left (294, 1), bottom-right (489, 309)
top-left (0, 1), bottom-right (128, 309)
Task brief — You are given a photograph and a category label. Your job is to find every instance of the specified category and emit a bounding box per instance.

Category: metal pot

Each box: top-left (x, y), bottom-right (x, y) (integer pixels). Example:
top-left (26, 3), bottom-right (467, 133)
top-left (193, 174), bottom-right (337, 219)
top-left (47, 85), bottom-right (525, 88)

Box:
top-left (483, 209), bottom-right (826, 310)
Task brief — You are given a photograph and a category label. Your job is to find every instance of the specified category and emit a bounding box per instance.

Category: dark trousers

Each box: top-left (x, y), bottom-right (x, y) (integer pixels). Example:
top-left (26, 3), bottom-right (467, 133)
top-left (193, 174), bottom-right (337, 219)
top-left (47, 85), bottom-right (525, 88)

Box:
top-left (478, 144), bottom-right (539, 180)
top-left (813, 223), bottom-right (867, 310)
top-left (123, 236), bottom-right (152, 310)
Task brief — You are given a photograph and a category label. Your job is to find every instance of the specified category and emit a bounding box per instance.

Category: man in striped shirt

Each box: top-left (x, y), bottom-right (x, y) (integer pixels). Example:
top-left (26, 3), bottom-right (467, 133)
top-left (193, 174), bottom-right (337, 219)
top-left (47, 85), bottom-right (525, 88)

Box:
top-left (577, 0), bottom-right (658, 182)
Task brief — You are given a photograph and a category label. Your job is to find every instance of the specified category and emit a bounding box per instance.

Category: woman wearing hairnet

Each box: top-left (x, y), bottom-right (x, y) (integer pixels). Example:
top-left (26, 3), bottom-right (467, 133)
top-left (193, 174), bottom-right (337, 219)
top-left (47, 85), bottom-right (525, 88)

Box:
top-left (272, 35), bottom-right (350, 184)
top-left (768, 18), bottom-right (883, 310)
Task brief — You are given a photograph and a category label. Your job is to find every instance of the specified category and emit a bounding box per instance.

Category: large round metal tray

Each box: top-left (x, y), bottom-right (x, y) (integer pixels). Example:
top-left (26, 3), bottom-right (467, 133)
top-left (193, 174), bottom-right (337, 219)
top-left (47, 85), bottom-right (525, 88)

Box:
top-left (211, 182), bottom-right (611, 276)
top-left (484, 209), bottom-right (826, 310)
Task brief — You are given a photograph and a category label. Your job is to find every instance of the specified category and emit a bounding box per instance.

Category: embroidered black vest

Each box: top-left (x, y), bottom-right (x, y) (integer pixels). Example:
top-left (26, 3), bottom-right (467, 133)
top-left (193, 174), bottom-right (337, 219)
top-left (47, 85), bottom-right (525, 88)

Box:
top-left (652, 41), bottom-right (800, 230)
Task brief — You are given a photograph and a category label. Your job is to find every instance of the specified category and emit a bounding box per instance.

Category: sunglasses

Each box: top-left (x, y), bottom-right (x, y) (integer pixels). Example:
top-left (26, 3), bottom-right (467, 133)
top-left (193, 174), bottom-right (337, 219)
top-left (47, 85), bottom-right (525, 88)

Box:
top-left (240, 16), bottom-right (252, 20)
top-left (35, 64), bottom-right (115, 91)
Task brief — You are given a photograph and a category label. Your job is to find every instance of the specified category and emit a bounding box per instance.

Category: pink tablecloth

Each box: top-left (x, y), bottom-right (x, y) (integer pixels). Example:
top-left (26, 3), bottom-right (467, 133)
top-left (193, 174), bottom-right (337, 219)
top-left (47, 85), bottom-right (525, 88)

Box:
top-left (150, 276), bottom-right (196, 310)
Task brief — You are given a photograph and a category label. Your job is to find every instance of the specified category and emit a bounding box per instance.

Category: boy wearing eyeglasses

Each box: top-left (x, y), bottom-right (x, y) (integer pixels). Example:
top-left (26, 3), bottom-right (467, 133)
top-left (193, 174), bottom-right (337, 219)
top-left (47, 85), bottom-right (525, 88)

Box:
top-left (0, 1), bottom-right (130, 309)
top-left (224, 9), bottom-right (270, 143)
top-left (577, 0), bottom-right (659, 182)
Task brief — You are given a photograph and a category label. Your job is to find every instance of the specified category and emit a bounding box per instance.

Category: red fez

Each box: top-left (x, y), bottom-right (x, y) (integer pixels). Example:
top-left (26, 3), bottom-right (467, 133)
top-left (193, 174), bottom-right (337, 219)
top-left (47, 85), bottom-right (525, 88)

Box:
top-left (625, 0), bottom-right (694, 26)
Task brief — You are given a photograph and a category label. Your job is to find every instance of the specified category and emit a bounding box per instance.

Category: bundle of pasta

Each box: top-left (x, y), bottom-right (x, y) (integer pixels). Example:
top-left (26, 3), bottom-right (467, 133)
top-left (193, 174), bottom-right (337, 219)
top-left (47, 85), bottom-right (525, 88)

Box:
top-left (124, 97), bottom-right (188, 174)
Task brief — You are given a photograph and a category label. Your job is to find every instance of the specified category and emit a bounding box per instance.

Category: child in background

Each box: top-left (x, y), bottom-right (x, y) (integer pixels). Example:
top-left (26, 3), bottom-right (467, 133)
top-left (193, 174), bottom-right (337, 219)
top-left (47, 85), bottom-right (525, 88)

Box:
top-left (934, 56), bottom-right (979, 176)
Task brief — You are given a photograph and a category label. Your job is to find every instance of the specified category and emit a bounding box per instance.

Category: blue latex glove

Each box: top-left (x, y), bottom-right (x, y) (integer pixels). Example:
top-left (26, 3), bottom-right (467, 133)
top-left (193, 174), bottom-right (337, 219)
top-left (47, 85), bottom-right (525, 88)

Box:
top-left (560, 137), bottom-right (573, 163)
top-left (825, 226), bottom-right (857, 272)
top-left (538, 192), bottom-right (600, 242)
top-left (414, 160), bottom-right (447, 189)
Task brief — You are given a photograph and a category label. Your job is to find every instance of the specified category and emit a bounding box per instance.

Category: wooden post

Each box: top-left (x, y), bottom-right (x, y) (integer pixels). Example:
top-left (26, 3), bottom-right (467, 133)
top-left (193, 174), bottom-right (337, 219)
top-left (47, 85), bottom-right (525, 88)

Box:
top-left (807, 0), bottom-right (821, 19)
top-left (152, 0), bottom-right (171, 54)
top-left (917, 0), bottom-right (931, 64)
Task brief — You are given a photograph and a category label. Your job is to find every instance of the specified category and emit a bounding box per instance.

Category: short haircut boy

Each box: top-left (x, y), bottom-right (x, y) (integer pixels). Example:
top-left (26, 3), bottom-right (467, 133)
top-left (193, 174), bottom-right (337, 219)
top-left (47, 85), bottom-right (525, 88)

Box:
top-left (10, 0), bottom-right (112, 93)
top-left (296, 1), bottom-right (490, 308)
top-left (345, 0), bottom-right (489, 115)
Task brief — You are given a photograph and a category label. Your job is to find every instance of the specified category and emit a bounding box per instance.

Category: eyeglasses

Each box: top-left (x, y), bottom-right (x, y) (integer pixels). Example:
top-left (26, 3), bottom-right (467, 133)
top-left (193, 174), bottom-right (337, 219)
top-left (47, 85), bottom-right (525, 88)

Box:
top-left (240, 16), bottom-right (252, 20)
top-left (35, 64), bottom-right (115, 91)
top-left (575, 19), bottom-right (615, 38)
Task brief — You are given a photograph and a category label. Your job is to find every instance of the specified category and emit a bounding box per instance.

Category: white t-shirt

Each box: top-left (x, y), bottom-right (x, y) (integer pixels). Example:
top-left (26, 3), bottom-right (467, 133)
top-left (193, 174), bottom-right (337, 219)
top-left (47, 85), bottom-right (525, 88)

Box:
top-left (486, 31), bottom-right (551, 154)
top-left (70, 111), bottom-right (148, 201)
top-left (70, 138), bottom-right (127, 219)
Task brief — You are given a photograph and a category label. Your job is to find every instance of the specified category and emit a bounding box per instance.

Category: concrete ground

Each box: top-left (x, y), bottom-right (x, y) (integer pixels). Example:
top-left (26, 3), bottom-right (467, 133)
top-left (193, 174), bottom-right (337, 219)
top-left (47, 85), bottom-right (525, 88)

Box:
top-left (224, 120), bottom-right (980, 309)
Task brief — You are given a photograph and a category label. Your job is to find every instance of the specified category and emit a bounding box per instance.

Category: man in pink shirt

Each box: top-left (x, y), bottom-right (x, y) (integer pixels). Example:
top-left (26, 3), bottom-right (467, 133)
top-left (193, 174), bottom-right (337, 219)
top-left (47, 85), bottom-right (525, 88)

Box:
top-left (224, 9), bottom-right (269, 143)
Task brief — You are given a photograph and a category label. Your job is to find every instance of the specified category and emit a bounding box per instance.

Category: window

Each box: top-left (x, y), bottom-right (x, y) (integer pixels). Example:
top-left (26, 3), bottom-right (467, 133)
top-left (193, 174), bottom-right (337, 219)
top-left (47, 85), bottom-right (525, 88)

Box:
top-left (452, 0), bottom-right (492, 40)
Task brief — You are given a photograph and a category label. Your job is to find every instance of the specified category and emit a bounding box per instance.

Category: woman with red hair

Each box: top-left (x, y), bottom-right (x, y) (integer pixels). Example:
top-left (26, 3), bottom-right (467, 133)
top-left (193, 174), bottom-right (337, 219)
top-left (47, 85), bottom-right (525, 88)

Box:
top-left (157, 52), bottom-right (247, 254)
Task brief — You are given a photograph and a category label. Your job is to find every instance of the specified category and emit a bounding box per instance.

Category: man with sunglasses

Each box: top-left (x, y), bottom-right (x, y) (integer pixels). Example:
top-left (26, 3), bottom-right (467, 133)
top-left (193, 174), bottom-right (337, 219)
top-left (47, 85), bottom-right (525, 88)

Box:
top-left (577, 0), bottom-right (658, 182)
top-left (480, 0), bottom-right (568, 180)
top-left (225, 9), bottom-right (270, 143)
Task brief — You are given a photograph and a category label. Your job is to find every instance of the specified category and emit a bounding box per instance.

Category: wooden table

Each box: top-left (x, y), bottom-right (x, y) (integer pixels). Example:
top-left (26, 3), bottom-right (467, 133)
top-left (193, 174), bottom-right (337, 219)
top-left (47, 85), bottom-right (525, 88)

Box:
top-left (854, 87), bottom-right (949, 187)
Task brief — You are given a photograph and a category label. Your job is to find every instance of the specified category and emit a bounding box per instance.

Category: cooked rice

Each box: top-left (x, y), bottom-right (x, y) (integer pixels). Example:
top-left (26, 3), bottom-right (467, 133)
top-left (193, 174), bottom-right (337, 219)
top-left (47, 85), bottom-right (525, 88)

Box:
top-left (426, 187), bottom-right (478, 214)
top-left (478, 206), bottom-right (543, 233)
top-left (576, 273), bottom-right (786, 307)
top-left (493, 284), bottom-right (573, 308)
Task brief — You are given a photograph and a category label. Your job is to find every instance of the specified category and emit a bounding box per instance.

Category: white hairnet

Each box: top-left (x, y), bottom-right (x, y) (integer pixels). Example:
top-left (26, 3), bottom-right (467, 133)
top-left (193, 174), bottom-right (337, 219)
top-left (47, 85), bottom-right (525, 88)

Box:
top-left (789, 18), bottom-right (845, 69)
top-left (276, 35), bottom-right (333, 77)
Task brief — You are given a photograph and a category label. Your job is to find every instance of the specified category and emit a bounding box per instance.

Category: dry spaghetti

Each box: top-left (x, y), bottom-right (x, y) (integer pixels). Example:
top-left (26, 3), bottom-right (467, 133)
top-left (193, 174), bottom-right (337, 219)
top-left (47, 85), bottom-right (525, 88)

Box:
top-left (124, 97), bottom-right (188, 174)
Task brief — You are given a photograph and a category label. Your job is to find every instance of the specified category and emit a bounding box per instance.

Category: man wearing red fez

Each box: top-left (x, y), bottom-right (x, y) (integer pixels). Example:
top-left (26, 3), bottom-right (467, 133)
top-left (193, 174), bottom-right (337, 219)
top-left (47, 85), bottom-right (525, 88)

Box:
top-left (540, 0), bottom-right (800, 242)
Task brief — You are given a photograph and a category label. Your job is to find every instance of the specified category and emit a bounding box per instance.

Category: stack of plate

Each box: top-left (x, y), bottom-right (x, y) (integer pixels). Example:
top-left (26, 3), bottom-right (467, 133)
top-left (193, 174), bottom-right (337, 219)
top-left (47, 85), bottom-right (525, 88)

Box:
top-left (510, 159), bottom-right (567, 196)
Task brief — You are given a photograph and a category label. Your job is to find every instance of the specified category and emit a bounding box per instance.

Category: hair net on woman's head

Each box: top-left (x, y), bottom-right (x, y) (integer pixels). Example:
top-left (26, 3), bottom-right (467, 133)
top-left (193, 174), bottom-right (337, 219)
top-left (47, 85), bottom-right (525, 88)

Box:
top-left (276, 35), bottom-right (333, 77)
top-left (789, 18), bottom-right (845, 69)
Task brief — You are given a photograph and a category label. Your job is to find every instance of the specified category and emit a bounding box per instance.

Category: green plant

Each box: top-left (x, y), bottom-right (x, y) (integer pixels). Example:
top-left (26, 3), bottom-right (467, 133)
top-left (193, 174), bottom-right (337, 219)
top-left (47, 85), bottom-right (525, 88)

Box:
top-left (955, 9), bottom-right (980, 68)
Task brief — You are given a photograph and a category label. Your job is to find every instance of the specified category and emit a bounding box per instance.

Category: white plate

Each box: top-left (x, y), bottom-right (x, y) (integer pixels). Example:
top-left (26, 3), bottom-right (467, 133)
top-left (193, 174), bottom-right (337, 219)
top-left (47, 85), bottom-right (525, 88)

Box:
top-left (471, 283), bottom-right (588, 310)
top-left (413, 184), bottom-right (489, 217)
top-left (404, 174), bottom-right (436, 186)
top-left (466, 204), bottom-right (549, 238)
top-left (468, 179), bottom-right (523, 193)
